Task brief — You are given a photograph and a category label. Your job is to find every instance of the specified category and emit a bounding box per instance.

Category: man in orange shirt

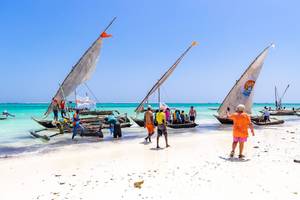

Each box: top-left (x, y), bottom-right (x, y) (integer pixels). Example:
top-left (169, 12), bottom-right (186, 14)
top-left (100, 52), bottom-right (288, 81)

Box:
top-left (228, 104), bottom-right (255, 159)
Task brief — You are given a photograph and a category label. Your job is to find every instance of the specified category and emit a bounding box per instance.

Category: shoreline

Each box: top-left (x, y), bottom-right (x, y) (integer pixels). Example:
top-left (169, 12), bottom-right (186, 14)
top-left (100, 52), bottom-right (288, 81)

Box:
top-left (1, 121), bottom-right (300, 199)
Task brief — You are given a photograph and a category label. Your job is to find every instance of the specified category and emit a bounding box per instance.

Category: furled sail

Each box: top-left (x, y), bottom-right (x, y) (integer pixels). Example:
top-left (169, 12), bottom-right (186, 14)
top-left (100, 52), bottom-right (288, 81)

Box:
top-left (135, 41), bottom-right (197, 113)
top-left (217, 44), bottom-right (274, 117)
top-left (44, 18), bottom-right (116, 116)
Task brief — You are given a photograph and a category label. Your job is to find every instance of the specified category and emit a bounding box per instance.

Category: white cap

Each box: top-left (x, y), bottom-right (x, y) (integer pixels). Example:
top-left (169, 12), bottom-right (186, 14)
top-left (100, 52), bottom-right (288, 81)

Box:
top-left (236, 104), bottom-right (245, 112)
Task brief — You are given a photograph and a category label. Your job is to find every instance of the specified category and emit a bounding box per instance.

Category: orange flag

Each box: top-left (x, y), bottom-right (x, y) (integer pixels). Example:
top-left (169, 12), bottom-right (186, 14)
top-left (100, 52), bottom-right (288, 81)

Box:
top-left (100, 32), bottom-right (112, 38)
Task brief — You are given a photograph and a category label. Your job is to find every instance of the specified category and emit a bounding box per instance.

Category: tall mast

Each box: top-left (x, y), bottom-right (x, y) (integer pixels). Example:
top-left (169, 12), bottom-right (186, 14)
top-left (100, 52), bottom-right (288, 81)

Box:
top-left (135, 41), bottom-right (198, 113)
top-left (279, 84), bottom-right (290, 109)
top-left (158, 86), bottom-right (161, 106)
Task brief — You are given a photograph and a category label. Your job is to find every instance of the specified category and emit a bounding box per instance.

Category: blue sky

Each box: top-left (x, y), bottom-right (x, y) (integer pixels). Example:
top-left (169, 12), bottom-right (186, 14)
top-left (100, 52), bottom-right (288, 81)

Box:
top-left (0, 0), bottom-right (299, 103)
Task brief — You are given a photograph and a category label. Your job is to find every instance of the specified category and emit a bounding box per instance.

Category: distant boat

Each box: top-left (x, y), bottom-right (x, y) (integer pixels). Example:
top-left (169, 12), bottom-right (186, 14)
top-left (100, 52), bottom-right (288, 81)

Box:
top-left (132, 42), bottom-right (198, 129)
top-left (0, 116), bottom-right (7, 120)
top-left (214, 43), bottom-right (284, 125)
top-left (0, 111), bottom-right (15, 120)
top-left (260, 85), bottom-right (298, 116)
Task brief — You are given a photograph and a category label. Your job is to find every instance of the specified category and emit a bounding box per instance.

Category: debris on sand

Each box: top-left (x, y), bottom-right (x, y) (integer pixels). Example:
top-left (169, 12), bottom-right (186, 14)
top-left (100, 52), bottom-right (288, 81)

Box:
top-left (134, 180), bottom-right (144, 189)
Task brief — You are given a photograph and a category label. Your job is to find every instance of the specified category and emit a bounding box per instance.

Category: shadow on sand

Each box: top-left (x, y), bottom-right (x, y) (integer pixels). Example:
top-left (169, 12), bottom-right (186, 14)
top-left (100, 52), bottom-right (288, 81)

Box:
top-left (219, 156), bottom-right (250, 162)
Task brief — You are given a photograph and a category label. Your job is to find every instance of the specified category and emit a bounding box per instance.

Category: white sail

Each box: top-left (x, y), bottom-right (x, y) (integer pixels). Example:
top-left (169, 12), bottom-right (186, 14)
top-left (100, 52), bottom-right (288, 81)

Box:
top-left (44, 38), bottom-right (102, 116)
top-left (44, 18), bottom-right (116, 116)
top-left (218, 44), bottom-right (274, 117)
top-left (135, 41), bottom-right (197, 113)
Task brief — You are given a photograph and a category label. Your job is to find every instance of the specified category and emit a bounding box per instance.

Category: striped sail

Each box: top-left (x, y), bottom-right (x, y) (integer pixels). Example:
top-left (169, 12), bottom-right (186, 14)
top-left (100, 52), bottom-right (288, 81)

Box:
top-left (217, 44), bottom-right (274, 117)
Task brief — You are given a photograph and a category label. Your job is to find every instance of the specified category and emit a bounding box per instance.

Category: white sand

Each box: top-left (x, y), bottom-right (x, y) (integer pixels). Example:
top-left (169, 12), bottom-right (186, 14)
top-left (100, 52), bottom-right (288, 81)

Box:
top-left (1, 122), bottom-right (300, 200)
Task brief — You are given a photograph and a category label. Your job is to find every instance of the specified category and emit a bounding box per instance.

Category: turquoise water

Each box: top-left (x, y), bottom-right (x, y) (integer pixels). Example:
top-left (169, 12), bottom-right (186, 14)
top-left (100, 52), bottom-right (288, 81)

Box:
top-left (0, 103), bottom-right (299, 156)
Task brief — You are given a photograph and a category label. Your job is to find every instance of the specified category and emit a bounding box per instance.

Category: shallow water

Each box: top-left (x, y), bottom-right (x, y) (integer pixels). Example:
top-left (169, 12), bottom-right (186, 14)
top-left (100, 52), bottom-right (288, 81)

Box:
top-left (0, 103), bottom-right (299, 156)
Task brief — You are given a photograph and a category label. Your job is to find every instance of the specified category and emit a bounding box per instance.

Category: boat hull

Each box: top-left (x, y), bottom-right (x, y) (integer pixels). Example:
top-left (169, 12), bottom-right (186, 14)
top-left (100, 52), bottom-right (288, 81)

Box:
top-left (251, 117), bottom-right (284, 126)
top-left (214, 115), bottom-right (233, 124)
top-left (260, 110), bottom-right (296, 116)
top-left (214, 115), bottom-right (262, 125)
top-left (131, 117), bottom-right (197, 129)
top-left (167, 122), bottom-right (197, 129)
top-left (79, 110), bottom-right (120, 116)
top-left (131, 117), bottom-right (145, 127)
top-left (32, 117), bottom-right (56, 128)
top-left (32, 116), bottom-right (132, 130)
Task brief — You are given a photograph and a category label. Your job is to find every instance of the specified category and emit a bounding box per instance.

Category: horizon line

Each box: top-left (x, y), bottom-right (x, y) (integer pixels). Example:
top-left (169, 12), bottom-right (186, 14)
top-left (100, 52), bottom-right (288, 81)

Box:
top-left (1, 102), bottom-right (300, 105)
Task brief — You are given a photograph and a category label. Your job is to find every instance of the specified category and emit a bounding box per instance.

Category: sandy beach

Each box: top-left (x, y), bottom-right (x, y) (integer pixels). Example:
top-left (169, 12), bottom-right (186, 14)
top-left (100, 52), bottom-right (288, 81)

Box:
top-left (1, 121), bottom-right (300, 200)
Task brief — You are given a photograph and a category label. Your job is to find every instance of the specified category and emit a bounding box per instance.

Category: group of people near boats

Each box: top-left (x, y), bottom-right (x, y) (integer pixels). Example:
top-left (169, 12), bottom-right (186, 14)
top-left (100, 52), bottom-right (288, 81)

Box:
top-left (143, 103), bottom-right (254, 158)
top-left (45, 96), bottom-right (292, 159)
top-left (50, 98), bottom-right (122, 140)
top-left (143, 105), bottom-right (197, 148)
top-left (51, 98), bottom-right (67, 121)
top-left (49, 101), bottom-right (254, 158)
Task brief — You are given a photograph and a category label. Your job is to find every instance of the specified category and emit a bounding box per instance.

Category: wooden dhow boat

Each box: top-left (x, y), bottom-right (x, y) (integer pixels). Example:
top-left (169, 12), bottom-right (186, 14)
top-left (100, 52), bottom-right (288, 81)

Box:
top-left (132, 42), bottom-right (198, 129)
top-left (259, 85), bottom-right (298, 116)
top-left (251, 117), bottom-right (284, 126)
top-left (214, 43), bottom-right (284, 125)
top-left (32, 18), bottom-right (131, 133)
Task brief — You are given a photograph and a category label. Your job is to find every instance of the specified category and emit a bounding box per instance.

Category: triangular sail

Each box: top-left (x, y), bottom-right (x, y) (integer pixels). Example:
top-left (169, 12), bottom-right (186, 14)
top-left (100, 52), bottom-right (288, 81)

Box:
top-left (44, 18), bottom-right (116, 116)
top-left (135, 42), bottom-right (197, 113)
top-left (217, 44), bottom-right (274, 117)
top-left (277, 84), bottom-right (290, 109)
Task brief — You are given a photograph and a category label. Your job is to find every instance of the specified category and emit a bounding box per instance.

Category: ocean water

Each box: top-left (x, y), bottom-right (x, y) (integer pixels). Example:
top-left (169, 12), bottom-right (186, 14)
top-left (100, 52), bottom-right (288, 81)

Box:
top-left (0, 103), bottom-right (299, 156)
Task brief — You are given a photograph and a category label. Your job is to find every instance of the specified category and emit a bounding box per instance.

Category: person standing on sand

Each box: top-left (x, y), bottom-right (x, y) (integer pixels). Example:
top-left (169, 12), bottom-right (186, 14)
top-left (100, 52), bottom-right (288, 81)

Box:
top-left (52, 98), bottom-right (59, 121)
top-left (60, 100), bottom-right (66, 118)
top-left (156, 108), bottom-right (170, 148)
top-left (144, 106), bottom-right (155, 142)
top-left (262, 107), bottom-right (270, 122)
top-left (72, 109), bottom-right (84, 140)
top-left (227, 104), bottom-right (255, 159)
top-left (189, 106), bottom-right (197, 122)
top-left (165, 108), bottom-right (171, 123)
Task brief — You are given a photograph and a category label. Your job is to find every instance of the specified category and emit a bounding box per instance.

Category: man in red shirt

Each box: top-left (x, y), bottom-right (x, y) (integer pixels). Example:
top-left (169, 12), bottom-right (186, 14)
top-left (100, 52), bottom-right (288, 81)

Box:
top-left (60, 100), bottom-right (66, 118)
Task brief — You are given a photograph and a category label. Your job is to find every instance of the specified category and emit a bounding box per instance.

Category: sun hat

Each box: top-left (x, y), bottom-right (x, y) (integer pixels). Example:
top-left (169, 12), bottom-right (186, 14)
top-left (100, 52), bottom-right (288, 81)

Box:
top-left (236, 104), bottom-right (245, 112)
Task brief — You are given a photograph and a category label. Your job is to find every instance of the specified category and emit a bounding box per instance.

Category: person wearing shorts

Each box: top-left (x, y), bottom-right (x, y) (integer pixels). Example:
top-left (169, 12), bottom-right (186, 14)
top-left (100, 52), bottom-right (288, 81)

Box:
top-left (52, 98), bottom-right (59, 121)
top-left (144, 106), bottom-right (155, 142)
top-left (262, 108), bottom-right (270, 123)
top-left (228, 104), bottom-right (255, 158)
top-left (189, 106), bottom-right (197, 122)
top-left (156, 109), bottom-right (170, 148)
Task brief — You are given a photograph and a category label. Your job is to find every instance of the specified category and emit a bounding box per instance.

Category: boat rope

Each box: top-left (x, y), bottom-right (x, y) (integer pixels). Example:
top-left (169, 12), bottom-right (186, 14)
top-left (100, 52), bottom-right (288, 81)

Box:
top-left (84, 83), bottom-right (103, 108)
top-left (59, 84), bottom-right (71, 118)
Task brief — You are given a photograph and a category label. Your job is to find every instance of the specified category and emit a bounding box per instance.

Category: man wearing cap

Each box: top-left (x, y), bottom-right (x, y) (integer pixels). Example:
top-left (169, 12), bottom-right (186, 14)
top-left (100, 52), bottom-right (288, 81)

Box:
top-left (227, 104), bottom-right (255, 158)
